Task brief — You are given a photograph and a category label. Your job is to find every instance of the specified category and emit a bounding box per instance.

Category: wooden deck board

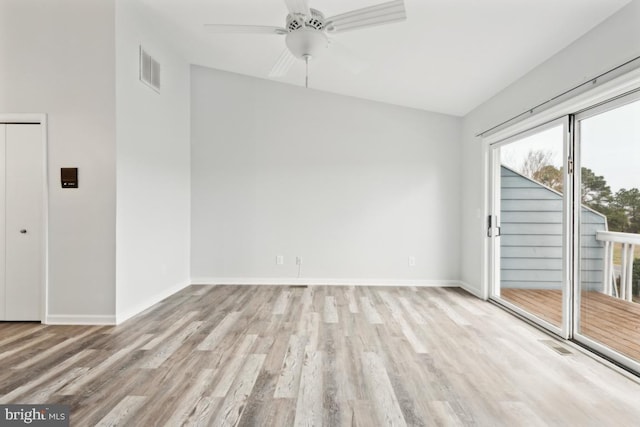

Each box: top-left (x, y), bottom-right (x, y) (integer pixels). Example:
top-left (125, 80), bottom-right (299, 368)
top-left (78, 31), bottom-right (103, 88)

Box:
top-left (502, 288), bottom-right (640, 362)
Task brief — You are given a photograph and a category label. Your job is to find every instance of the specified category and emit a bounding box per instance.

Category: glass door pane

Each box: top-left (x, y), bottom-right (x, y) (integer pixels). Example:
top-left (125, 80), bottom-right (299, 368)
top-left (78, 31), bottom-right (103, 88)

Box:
top-left (490, 119), bottom-right (569, 334)
top-left (576, 94), bottom-right (640, 368)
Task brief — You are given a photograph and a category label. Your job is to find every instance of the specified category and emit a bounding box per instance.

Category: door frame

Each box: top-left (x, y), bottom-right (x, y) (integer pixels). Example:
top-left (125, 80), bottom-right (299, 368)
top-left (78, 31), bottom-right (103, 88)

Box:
top-left (572, 91), bottom-right (640, 374)
top-left (482, 67), bottom-right (640, 298)
top-left (486, 116), bottom-right (573, 339)
top-left (482, 68), bottom-right (640, 373)
top-left (0, 114), bottom-right (49, 323)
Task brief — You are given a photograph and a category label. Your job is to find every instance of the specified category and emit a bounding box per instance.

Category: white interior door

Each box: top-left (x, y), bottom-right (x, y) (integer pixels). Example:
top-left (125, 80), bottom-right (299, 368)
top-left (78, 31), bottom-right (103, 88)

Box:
top-left (1, 124), bottom-right (44, 321)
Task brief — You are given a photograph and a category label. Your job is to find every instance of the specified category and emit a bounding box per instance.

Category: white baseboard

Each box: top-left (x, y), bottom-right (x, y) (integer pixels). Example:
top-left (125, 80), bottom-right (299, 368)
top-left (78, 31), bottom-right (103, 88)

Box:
top-left (44, 281), bottom-right (191, 326)
top-left (45, 314), bottom-right (116, 325)
top-left (459, 281), bottom-right (486, 299)
top-left (115, 280), bottom-right (191, 324)
top-left (190, 277), bottom-right (461, 287)
top-left (44, 279), bottom-right (469, 325)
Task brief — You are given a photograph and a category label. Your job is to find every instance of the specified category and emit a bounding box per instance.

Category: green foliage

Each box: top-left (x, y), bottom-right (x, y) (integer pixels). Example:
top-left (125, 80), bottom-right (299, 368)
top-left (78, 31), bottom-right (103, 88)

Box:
top-left (600, 206), bottom-right (629, 232)
top-left (612, 188), bottom-right (640, 233)
top-left (533, 165), bottom-right (563, 193)
top-left (521, 150), bottom-right (554, 180)
top-left (576, 170), bottom-right (640, 233)
top-left (581, 167), bottom-right (612, 211)
top-left (516, 151), bottom-right (640, 235)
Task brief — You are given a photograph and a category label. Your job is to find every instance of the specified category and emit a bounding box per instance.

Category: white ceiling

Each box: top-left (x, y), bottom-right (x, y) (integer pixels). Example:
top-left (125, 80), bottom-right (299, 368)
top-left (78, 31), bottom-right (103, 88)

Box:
top-left (139, 0), bottom-right (630, 116)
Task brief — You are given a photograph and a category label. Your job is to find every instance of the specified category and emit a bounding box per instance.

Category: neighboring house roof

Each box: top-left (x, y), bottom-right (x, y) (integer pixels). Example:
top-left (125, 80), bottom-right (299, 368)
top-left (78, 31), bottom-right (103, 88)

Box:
top-left (500, 164), bottom-right (608, 226)
top-left (500, 164), bottom-right (607, 291)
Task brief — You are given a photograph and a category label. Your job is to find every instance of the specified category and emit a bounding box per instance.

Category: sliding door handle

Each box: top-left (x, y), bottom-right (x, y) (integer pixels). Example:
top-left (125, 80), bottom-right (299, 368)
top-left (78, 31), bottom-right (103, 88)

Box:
top-left (487, 215), bottom-right (501, 237)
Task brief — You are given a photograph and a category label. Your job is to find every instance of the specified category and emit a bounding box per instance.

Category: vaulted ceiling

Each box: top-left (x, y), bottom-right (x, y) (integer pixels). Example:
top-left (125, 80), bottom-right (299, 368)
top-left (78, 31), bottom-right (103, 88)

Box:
top-left (139, 0), bottom-right (630, 116)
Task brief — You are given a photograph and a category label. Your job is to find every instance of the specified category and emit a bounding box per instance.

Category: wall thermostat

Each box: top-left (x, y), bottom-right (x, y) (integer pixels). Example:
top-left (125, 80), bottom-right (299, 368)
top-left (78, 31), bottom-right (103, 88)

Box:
top-left (61, 168), bottom-right (78, 188)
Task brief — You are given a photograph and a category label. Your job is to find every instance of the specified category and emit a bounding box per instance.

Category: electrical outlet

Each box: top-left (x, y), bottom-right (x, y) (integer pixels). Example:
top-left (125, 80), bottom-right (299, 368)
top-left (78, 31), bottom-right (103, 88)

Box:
top-left (408, 256), bottom-right (416, 267)
top-left (276, 255), bottom-right (284, 265)
top-left (296, 256), bottom-right (302, 265)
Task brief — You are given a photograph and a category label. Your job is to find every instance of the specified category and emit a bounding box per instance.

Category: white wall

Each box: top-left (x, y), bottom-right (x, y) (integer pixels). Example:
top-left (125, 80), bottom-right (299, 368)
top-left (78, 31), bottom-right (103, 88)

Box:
top-left (115, 0), bottom-right (191, 321)
top-left (460, 0), bottom-right (640, 297)
top-left (191, 66), bottom-right (462, 285)
top-left (0, 0), bottom-right (117, 321)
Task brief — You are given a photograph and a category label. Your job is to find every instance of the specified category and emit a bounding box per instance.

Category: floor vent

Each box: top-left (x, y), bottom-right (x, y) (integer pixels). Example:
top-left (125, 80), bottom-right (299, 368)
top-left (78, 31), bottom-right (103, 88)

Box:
top-left (540, 340), bottom-right (572, 355)
top-left (139, 46), bottom-right (161, 93)
top-left (289, 285), bottom-right (308, 288)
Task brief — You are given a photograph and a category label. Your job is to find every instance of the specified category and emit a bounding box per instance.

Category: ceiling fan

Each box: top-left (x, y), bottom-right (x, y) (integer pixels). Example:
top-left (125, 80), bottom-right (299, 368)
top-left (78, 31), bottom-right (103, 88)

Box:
top-left (204, 0), bottom-right (407, 87)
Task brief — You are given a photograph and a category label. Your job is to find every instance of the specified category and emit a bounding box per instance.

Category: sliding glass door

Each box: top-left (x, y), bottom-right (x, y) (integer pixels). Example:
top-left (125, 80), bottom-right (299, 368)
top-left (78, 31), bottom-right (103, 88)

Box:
top-left (488, 90), bottom-right (640, 372)
top-left (574, 92), bottom-right (640, 371)
top-left (489, 117), bottom-right (571, 337)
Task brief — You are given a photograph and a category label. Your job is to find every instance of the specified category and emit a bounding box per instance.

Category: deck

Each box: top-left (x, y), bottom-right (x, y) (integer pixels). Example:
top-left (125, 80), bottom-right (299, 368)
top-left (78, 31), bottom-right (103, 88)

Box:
top-left (501, 289), bottom-right (640, 363)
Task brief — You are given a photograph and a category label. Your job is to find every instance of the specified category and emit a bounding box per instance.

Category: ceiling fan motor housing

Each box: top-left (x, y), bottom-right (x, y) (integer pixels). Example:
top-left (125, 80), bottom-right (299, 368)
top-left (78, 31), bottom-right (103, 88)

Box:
top-left (285, 9), bottom-right (329, 59)
top-left (286, 8), bottom-right (325, 31)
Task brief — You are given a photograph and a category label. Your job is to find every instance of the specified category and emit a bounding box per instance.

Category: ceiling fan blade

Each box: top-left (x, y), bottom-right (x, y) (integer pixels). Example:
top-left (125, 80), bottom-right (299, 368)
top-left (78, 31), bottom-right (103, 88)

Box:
top-left (204, 24), bottom-right (287, 35)
top-left (325, 0), bottom-right (406, 33)
top-left (284, 0), bottom-right (311, 16)
top-left (328, 40), bottom-right (369, 74)
top-left (269, 48), bottom-right (297, 77)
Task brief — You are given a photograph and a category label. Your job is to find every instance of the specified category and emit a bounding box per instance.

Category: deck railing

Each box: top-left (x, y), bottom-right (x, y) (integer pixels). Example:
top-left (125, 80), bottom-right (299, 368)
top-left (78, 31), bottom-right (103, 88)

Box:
top-left (596, 231), bottom-right (640, 302)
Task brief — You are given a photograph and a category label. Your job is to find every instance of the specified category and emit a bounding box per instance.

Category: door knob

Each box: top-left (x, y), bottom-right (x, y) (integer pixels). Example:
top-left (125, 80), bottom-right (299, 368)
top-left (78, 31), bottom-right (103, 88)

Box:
top-left (20, 229), bottom-right (27, 234)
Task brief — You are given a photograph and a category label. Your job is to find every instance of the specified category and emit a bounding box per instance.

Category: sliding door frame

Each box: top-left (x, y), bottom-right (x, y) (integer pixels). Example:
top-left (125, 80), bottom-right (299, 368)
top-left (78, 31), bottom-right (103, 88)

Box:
top-left (487, 116), bottom-right (573, 339)
top-left (483, 68), bottom-right (640, 373)
top-left (482, 69), bottom-right (640, 300)
top-left (572, 90), bottom-right (640, 373)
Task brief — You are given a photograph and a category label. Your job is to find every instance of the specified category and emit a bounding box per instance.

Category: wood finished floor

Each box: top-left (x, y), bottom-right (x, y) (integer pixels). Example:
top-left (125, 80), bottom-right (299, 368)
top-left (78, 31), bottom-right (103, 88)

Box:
top-left (501, 288), bottom-right (640, 362)
top-left (2, 285), bottom-right (640, 426)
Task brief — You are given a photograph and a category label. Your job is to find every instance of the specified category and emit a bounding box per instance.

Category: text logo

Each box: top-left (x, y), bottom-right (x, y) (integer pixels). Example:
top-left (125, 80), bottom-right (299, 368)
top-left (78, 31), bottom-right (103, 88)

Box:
top-left (1, 405), bottom-right (69, 426)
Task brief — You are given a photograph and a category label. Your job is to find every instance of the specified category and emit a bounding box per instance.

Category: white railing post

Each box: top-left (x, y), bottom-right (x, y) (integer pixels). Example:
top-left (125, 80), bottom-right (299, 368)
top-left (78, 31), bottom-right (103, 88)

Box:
top-left (603, 241), bottom-right (612, 295)
top-left (625, 244), bottom-right (635, 302)
top-left (610, 242), bottom-right (617, 298)
top-left (621, 243), bottom-right (628, 301)
top-left (596, 231), bottom-right (640, 301)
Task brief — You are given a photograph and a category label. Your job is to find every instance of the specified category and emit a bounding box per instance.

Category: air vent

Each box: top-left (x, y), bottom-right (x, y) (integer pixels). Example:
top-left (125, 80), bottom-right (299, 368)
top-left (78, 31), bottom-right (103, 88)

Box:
top-left (540, 340), bottom-right (572, 355)
top-left (139, 46), bottom-right (161, 93)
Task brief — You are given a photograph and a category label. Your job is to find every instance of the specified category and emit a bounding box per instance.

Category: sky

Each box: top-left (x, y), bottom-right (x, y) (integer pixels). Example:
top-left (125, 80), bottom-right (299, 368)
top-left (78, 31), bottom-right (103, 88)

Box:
top-left (500, 98), bottom-right (640, 193)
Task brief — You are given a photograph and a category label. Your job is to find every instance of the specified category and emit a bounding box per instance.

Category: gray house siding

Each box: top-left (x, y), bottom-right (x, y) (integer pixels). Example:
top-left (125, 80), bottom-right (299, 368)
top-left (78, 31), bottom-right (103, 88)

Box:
top-left (500, 166), bottom-right (606, 291)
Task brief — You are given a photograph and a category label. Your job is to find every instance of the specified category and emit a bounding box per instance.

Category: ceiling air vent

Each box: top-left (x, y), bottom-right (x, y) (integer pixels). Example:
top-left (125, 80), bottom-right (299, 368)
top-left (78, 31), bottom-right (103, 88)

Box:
top-left (139, 46), bottom-right (161, 93)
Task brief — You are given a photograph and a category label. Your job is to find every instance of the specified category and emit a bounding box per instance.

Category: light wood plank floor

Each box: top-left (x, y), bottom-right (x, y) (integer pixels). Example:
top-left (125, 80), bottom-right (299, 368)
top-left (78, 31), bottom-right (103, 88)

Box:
top-left (2, 285), bottom-right (640, 426)
top-left (502, 288), bottom-right (640, 362)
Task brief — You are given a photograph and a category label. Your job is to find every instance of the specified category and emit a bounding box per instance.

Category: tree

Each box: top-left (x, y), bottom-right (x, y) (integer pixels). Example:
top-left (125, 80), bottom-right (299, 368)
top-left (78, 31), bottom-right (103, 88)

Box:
top-left (521, 150), bottom-right (554, 180)
top-left (581, 167), bottom-right (612, 211)
top-left (533, 164), bottom-right (563, 193)
top-left (515, 152), bottom-right (638, 234)
top-left (518, 149), bottom-right (563, 192)
top-left (613, 188), bottom-right (640, 233)
top-left (600, 206), bottom-right (629, 232)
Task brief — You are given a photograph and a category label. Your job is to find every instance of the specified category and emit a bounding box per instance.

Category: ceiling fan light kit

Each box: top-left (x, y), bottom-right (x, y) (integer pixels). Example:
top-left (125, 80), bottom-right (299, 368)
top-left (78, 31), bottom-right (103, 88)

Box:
top-left (286, 28), bottom-right (328, 59)
top-left (204, 0), bottom-right (406, 87)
